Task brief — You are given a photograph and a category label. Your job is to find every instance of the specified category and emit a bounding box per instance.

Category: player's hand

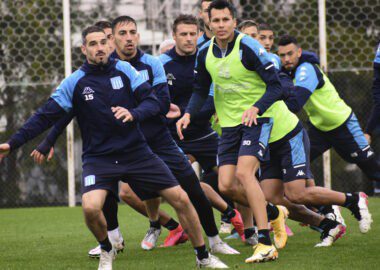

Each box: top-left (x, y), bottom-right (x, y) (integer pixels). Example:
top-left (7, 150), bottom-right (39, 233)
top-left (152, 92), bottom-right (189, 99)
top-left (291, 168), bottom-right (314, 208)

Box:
top-left (177, 113), bottom-right (191, 140)
top-left (166, 103), bottom-right (181, 119)
top-left (112, 106), bottom-right (134, 123)
top-left (242, 106), bottom-right (259, 127)
top-left (364, 133), bottom-right (371, 144)
top-left (0, 143), bottom-right (10, 162)
top-left (30, 147), bottom-right (54, 165)
top-left (213, 113), bottom-right (219, 124)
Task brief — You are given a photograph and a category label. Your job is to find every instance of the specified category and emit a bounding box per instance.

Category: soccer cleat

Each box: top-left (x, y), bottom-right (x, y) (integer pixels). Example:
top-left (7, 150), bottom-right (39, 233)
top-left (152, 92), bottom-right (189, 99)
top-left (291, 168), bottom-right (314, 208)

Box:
top-left (325, 205), bottom-right (346, 227)
top-left (163, 224), bottom-right (188, 247)
top-left (350, 192), bottom-right (373, 233)
top-left (270, 205), bottom-right (288, 249)
top-left (219, 221), bottom-right (232, 234)
top-left (244, 233), bottom-right (258, 246)
top-left (141, 227), bottom-right (161, 250)
top-left (98, 248), bottom-right (116, 270)
top-left (229, 209), bottom-right (245, 240)
top-left (210, 241), bottom-right (240, 255)
top-left (315, 223), bottom-right (346, 247)
top-left (88, 240), bottom-right (124, 259)
top-left (196, 254), bottom-right (229, 268)
top-left (245, 243), bottom-right (278, 263)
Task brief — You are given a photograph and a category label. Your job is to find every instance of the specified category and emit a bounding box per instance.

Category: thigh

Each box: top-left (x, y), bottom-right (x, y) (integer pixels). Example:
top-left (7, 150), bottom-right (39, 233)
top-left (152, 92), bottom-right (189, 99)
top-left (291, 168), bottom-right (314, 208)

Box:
top-left (307, 124), bottom-right (331, 161)
top-left (284, 179), bottom-right (307, 198)
top-left (125, 153), bottom-right (179, 201)
top-left (82, 189), bottom-right (109, 210)
top-left (217, 126), bottom-right (241, 166)
top-left (260, 178), bottom-right (285, 204)
top-left (218, 164), bottom-right (238, 189)
top-left (82, 165), bottom-right (120, 200)
top-left (280, 129), bottom-right (314, 182)
top-left (239, 118), bottom-right (273, 162)
top-left (330, 114), bottom-right (373, 163)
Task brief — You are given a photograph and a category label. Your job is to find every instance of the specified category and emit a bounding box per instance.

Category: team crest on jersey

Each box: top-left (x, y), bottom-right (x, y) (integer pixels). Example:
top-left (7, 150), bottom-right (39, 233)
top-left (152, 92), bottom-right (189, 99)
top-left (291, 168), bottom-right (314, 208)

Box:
top-left (110, 76), bottom-right (124, 90)
top-left (166, 73), bottom-right (176, 85)
top-left (139, 70), bottom-right (149, 82)
top-left (218, 66), bottom-right (230, 78)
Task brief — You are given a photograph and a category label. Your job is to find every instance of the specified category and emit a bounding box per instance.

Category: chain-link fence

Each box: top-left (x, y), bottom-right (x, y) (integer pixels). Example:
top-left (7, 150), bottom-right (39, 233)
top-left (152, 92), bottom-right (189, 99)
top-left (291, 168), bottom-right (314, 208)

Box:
top-left (1, 0), bottom-right (379, 207)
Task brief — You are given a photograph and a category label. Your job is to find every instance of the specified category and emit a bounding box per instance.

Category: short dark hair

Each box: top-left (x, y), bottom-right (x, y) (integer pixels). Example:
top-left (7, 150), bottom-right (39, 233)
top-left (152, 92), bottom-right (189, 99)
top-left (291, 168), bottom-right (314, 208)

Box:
top-left (278, 34), bottom-right (299, 47)
top-left (111, 16), bottom-right (137, 32)
top-left (238, 20), bottom-right (258, 32)
top-left (258, 23), bottom-right (274, 33)
top-left (94, 20), bottom-right (112, 30)
top-left (208, 0), bottom-right (236, 19)
top-left (82, 25), bottom-right (105, 44)
top-left (173, 14), bottom-right (199, 33)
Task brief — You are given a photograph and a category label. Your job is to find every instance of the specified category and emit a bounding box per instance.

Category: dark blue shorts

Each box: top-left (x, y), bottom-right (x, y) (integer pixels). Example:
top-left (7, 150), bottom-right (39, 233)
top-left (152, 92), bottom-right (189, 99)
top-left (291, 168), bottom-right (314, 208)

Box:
top-left (260, 126), bottom-right (314, 182)
top-left (148, 131), bottom-right (195, 180)
top-left (309, 113), bottom-right (373, 162)
top-left (81, 149), bottom-right (179, 201)
top-left (218, 118), bottom-right (273, 166)
top-left (176, 132), bottom-right (218, 172)
top-left (308, 113), bottom-right (380, 180)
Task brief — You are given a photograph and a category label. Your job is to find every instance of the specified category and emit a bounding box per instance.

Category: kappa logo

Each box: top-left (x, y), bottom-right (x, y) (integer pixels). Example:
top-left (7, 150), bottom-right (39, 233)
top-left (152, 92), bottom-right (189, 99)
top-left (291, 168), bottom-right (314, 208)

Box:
top-left (367, 150), bottom-right (374, 158)
top-left (166, 73), bottom-right (176, 86)
top-left (283, 169), bottom-right (287, 174)
top-left (258, 150), bottom-right (263, 157)
top-left (259, 48), bottom-right (266, 56)
top-left (110, 76), bottom-right (124, 90)
top-left (82, 87), bottom-right (94, 101)
top-left (84, 175), bottom-right (95, 187)
top-left (296, 170), bottom-right (305, 177)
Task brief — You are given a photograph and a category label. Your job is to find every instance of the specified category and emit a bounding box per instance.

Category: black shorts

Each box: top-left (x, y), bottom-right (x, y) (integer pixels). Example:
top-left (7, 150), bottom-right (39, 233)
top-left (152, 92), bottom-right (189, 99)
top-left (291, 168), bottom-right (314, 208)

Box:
top-left (218, 118), bottom-right (273, 166)
top-left (309, 113), bottom-right (373, 163)
top-left (176, 132), bottom-right (218, 172)
top-left (260, 126), bottom-right (314, 182)
top-left (81, 149), bottom-right (179, 201)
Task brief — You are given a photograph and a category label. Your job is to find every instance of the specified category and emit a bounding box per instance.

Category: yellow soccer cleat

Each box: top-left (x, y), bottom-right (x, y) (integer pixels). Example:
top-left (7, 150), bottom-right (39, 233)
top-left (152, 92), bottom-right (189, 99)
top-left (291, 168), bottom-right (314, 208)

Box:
top-left (270, 205), bottom-right (288, 249)
top-left (245, 243), bottom-right (278, 263)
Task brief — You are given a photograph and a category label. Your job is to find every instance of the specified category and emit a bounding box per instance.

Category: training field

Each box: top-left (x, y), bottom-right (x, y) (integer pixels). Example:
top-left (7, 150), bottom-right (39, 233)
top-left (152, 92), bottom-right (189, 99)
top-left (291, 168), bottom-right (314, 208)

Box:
top-left (1, 199), bottom-right (379, 270)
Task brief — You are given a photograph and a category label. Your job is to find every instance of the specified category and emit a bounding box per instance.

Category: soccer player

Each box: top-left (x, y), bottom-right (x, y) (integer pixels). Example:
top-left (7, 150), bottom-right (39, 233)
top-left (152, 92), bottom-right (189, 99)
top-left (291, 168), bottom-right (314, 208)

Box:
top-left (278, 34), bottom-right (374, 234)
top-left (159, 14), bottom-right (245, 240)
top-left (94, 20), bottom-right (115, 52)
top-left (197, 0), bottom-right (213, 48)
top-left (237, 20), bottom-right (259, 39)
top-left (35, 15), bottom-right (239, 259)
top-left (365, 41), bottom-right (380, 195)
top-left (177, 0), bottom-right (288, 263)
top-left (0, 26), bottom-right (227, 269)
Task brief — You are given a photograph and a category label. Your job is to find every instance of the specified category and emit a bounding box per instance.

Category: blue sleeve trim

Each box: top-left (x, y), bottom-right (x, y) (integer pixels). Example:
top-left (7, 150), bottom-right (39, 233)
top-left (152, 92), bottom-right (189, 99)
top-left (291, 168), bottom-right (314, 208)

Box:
top-left (142, 54), bottom-right (167, 86)
top-left (197, 35), bottom-right (206, 46)
top-left (158, 53), bottom-right (173, 66)
top-left (374, 43), bottom-right (380, 64)
top-left (241, 35), bottom-right (272, 66)
top-left (294, 63), bottom-right (319, 93)
top-left (51, 69), bottom-right (85, 112)
top-left (268, 53), bottom-right (281, 70)
top-left (115, 60), bottom-right (146, 91)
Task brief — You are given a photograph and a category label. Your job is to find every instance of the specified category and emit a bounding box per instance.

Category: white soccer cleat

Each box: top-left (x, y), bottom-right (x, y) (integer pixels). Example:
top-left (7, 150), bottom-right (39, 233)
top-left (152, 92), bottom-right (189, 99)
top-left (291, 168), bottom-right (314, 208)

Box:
top-left (98, 248), bottom-right (116, 270)
top-left (315, 224), bottom-right (346, 247)
top-left (210, 241), bottom-right (240, 255)
top-left (141, 227), bottom-right (161, 250)
top-left (219, 221), bottom-right (232, 234)
top-left (88, 240), bottom-right (124, 259)
top-left (357, 192), bottom-right (373, 233)
top-left (196, 254), bottom-right (229, 268)
top-left (325, 205), bottom-right (346, 227)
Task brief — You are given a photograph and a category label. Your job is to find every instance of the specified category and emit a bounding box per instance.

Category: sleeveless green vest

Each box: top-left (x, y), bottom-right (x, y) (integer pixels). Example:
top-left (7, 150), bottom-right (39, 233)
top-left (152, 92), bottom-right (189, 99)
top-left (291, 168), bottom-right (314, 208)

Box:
top-left (205, 34), bottom-right (299, 142)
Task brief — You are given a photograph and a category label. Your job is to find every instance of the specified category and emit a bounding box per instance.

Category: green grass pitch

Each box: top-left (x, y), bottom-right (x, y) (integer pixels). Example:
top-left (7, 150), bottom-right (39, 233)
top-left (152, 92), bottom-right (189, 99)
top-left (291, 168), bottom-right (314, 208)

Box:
top-left (0, 198), bottom-right (379, 269)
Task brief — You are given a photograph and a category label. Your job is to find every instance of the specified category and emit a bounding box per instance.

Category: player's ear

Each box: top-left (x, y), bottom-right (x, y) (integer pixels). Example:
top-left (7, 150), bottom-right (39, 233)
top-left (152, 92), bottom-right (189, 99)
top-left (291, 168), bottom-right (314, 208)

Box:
top-left (233, 18), bottom-right (237, 28)
top-left (81, 44), bottom-right (87, 56)
top-left (297, 47), bottom-right (302, 57)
